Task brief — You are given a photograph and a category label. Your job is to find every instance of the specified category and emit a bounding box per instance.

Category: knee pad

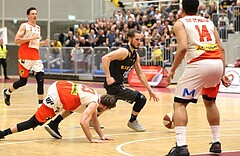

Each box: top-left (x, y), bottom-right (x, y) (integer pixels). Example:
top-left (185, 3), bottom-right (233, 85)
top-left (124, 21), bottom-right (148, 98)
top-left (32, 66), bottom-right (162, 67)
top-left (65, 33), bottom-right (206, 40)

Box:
top-left (133, 92), bottom-right (146, 112)
top-left (17, 115), bottom-right (43, 132)
top-left (13, 77), bottom-right (28, 89)
top-left (35, 72), bottom-right (44, 95)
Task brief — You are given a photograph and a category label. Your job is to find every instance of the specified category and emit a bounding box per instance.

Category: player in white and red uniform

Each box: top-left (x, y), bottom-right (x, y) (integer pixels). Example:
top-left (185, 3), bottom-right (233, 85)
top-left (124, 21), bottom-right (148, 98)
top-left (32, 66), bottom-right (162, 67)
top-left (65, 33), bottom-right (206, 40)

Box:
top-left (166, 0), bottom-right (231, 155)
top-left (3, 7), bottom-right (49, 107)
top-left (0, 81), bottom-right (117, 143)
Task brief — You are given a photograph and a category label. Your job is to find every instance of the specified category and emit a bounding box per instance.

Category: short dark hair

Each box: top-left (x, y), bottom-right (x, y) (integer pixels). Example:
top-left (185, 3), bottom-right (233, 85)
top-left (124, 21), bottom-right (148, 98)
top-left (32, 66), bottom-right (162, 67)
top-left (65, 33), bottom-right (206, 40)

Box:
top-left (182, 0), bottom-right (199, 15)
top-left (100, 94), bottom-right (117, 109)
top-left (127, 29), bottom-right (140, 38)
top-left (26, 7), bottom-right (37, 15)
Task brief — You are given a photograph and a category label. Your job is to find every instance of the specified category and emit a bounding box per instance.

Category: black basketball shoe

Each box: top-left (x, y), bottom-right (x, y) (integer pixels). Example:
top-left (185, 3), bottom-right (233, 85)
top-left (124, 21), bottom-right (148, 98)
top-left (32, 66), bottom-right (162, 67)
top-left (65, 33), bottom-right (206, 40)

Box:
top-left (44, 121), bottom-right (62, 139)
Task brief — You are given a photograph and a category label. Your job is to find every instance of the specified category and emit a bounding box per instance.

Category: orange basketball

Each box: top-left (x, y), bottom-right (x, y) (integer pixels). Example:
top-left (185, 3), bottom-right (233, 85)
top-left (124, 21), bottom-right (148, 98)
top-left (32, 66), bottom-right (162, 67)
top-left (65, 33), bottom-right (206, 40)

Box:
top-left (163, 113), bottom-right (175, 129)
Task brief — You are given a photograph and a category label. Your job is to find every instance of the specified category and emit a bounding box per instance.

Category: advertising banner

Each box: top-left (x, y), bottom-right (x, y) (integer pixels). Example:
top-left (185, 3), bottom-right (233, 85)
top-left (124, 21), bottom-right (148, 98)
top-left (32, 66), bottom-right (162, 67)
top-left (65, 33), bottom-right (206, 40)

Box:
top-left (128, 66), bottom-right (169, 88)
top-left (219, 67), bottom-right (240, 93)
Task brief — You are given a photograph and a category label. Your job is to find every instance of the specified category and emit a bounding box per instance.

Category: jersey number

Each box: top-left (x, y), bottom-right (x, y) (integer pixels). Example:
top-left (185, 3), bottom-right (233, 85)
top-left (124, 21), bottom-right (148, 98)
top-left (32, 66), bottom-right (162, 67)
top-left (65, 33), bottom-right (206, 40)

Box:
top-left (82, 85), bottom-right (96, 94)
top-left (195, 25), bottom-right (212, 42)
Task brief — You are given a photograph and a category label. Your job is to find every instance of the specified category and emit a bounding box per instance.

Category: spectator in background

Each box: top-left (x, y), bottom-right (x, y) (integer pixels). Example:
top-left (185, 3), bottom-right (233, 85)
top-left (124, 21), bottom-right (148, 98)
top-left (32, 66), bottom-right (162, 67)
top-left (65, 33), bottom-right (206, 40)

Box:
top-left (127, 17), bottom-right (137, 29)
top-left (65, 31), bottom-right (76, 47)
top-left (218, 13), bottom-right (229, 41)
top-left (77, 23), bottom-right (84, 36)
top-left (74, 31), bottom-right (80, 40)
top-left (208, 2), bottom-right (217, 17)
top-left (148, 5), bottom-right (155, 17)
top-left (50, 38), bottom-right (62, 59)
top-left (199, 4), bottom-right (208, 17)
top-left (90, 23), bottom-right (98, 35)
top-left (141, 15), bottom-right (154, 28)
top-left (151, 45), bottom-right (163, 66)
top-left (94, 29), bottom-right (107, 46)
top-left (58, 33), bottom-right (67, 46)
top-left (152, 20), bottom-right (163, 35)
top-left (94, 29), bottom-right (107, 70)
top-left (113, 28), bottom-right (123, 46)
top-left (154, 8), bottom-right (162, 20)
top-left (219, 0), bottom-right (233, 13)
top-left (65, 31), bottom-right (76, 69)
top-left (167, 12), bottom-right (176, 26)
top-left (114, 9), bottom-right (124, 23)
top-left (151, 28), bottom-right (160, 43)
top-left (0, 38), bottom-right (10, 79)
top-left (161, 26), bottom-right (171, 39)
top-left (81, 27), bottom-right (90, 40)
top-left (85, 23), bottom-right (91, 34)
top-left (89, 29), bottom-right (96, 47)
top-left (125, 9), bottom-right (135, 22)
top-left (106, 26), bottom-right (116, 47)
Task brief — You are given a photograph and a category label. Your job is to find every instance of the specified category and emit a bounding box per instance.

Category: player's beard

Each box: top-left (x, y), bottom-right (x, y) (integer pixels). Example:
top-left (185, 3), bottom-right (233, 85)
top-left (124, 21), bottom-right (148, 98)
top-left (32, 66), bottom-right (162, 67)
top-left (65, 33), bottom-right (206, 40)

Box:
top-left (130, 42), bottom-right (139, 49)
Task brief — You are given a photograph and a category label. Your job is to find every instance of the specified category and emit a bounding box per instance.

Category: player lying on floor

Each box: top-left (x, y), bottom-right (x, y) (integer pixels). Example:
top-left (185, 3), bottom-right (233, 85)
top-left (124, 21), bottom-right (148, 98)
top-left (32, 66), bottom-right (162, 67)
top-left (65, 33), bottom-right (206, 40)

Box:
top-left (0, 80), bottom-right (117, 143)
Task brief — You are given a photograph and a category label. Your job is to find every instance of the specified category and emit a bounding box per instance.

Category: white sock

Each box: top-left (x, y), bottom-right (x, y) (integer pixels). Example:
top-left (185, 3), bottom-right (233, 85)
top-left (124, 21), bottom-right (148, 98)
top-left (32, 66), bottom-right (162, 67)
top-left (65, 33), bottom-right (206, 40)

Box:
top-left (176, 126), bottom-right (186, 146)
top-left (211, 125), bottom-right (220, 143)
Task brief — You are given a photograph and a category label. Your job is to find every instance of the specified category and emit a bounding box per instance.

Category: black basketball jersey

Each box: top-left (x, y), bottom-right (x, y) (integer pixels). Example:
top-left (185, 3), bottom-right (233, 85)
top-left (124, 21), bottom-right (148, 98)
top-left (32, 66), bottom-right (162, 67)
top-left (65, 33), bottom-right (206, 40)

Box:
top-left (109, 45), bottom-right (137, 83)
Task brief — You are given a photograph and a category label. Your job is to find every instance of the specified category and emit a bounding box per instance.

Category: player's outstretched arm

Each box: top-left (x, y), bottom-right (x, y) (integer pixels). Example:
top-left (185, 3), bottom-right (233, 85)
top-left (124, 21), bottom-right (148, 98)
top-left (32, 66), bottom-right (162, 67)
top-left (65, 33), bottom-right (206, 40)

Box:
top-left (134, 54), bottom-right (159, 102)
top-left (81, 102), bottom-right (105, 143)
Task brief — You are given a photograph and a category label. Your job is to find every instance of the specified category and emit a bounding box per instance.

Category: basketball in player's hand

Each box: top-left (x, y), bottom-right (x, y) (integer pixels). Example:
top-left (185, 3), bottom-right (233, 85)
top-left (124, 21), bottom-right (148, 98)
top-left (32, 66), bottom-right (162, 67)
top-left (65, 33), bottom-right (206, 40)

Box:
top-left (163, 112), bottom-right (175, 129)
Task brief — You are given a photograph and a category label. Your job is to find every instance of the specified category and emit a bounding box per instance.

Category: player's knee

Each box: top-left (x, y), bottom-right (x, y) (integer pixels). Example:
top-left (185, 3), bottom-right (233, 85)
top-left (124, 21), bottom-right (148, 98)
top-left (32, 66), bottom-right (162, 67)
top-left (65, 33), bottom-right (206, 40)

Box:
top-left (35, 72), bottom-right (44, 94)
top-left (17, 115), bottom-right (43, 132)
top-left (13, 77), bottom-right (28, 89)
top-left (133, 92), bottom-right (146, 112)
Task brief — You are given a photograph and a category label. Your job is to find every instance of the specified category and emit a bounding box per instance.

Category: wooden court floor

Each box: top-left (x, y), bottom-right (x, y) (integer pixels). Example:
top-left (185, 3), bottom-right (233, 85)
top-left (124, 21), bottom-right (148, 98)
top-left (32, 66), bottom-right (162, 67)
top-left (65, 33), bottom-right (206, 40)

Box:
top-left (0, 77), bottom-right (240, 156)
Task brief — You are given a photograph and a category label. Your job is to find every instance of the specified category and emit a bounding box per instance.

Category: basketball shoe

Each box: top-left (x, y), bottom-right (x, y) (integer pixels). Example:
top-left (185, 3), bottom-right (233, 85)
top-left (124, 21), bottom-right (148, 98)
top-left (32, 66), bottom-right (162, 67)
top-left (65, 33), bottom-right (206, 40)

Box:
top-left (209, 141), bottom-right (222, 153)
top-left (2, 89), bottom-right (10, 106)
top-left (166, 144), bottom-right (190, 156)
top-left (0, 130), bottom-right (5, 139)
top-left (44, 121), bottom-right (62, 139)
top-left (127, 120), bottom-right (146, 132)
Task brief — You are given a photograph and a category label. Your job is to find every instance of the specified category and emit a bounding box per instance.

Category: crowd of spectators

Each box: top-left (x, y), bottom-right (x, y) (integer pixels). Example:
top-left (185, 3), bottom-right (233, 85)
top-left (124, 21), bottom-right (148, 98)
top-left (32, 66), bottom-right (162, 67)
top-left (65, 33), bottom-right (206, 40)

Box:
top-left (49, 0), bottom-right (240, 70)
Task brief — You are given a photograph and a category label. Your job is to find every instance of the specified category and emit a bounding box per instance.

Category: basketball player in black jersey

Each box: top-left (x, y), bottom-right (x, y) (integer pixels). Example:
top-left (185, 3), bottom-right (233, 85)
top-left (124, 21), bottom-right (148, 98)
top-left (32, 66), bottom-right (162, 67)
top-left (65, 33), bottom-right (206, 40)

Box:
top-left (101, 29), bottom-right (159, 132)
top-left (43, 30), bottom-right (159, 138)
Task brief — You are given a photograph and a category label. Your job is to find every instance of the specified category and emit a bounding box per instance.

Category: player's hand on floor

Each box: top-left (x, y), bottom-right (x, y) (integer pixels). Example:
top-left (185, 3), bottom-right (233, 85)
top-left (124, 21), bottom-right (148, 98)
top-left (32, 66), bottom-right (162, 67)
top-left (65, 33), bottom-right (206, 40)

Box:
top-left (90, 139), bottom-right (106, 143)
top-left (101, 136), bottom-right (113, 141)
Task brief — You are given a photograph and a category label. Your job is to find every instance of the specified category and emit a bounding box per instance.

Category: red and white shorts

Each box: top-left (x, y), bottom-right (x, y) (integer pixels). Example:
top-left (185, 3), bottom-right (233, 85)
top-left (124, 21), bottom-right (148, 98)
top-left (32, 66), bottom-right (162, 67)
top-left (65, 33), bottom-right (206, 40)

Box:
top-left (18, 59), bottom-right (44, 78)
top-left (35, 82), bottom-right (63, 123)
top-left (174, 59), bottom-right (223, 103)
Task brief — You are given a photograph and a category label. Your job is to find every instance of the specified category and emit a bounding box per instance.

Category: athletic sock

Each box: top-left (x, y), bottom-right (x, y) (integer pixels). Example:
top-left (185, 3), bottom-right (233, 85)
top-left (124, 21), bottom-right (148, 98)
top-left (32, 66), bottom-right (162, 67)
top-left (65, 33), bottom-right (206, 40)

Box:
top-left (211, 125), bottom-right (220, 143)
top-left (129, 114), bottom-right (137, 122)
top-left (52, 115), bottom-right (63, 125)
top-left (38, 100), bottom-right (43, 105)
top-left (176, 126), bottom-right (187, 146)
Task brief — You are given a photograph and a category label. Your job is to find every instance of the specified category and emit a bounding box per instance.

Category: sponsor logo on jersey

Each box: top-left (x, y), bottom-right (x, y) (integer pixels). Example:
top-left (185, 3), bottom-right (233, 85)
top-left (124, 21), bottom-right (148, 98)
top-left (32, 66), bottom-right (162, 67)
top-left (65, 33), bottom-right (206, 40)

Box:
top-left (196, 44), bottom-right (218, 51)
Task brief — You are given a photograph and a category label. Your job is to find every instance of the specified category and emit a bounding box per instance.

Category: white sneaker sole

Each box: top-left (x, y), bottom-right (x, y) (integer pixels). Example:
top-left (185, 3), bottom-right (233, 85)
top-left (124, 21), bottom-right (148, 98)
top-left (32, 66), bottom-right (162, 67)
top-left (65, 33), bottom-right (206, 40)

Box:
top-left (127, 123), bottom-right (147, 132)
top-left (44, 125), bottom-right (62, 139)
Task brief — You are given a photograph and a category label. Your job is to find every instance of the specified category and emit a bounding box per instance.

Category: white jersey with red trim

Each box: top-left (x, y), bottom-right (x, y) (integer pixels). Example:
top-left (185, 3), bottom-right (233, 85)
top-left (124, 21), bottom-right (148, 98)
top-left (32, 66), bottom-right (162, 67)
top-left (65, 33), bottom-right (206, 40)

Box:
top-left (22, 22), bottom-right (40, 49)
top-left (74, 83), bottom-right (100, 113)
top-left (56, 81), bottom-right (99, 113)
top-left (179, 16), bottom-right (221, 64)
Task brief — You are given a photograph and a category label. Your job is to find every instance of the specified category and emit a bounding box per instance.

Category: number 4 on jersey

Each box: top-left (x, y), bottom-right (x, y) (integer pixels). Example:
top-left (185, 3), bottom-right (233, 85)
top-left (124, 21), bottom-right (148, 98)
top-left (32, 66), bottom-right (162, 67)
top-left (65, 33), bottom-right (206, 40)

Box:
top-left (195, 25), bottom-right (212, 42)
